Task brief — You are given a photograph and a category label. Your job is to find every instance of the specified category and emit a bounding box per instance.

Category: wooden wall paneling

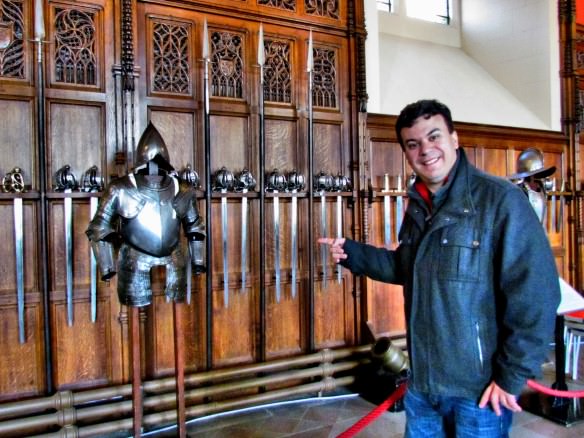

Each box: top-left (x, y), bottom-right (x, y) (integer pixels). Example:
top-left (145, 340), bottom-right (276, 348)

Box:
top-left (0, 201), bottom-right (46, 400)
top-left (43, 0), bottom-right (122, 391)
top-left (0, 98), bottom-right (35, 180)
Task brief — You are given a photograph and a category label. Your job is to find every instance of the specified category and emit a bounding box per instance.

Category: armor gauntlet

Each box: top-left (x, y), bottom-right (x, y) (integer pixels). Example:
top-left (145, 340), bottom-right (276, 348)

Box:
top-left (189, 239), bottom-right (206, 274)
top-left (91, 240), bottom-right (116, 280)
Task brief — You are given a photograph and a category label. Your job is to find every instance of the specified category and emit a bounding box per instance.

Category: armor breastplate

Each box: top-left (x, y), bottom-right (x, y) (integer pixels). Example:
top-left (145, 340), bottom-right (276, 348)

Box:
top-left (120, 174), bottom-right (180, 257)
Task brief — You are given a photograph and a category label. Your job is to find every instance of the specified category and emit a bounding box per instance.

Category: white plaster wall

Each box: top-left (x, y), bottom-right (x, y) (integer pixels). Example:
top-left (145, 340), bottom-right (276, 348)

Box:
top-left (377, 34), bottom-right (549, 129)
top-left (365, 0), bottom-right (561, 131)
top-left (461, 0), bottom-right (561, 131)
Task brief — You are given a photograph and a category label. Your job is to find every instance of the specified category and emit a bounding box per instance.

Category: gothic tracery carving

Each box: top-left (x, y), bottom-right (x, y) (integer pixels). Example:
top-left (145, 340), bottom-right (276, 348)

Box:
top-left (264, 39), bottom-right (291, 103)
top-left (152, 20), bottom-right (191, 94)
top-left (54, 8), bottom-right (97, 86)
top-left (0, 0), bottom-right (24, 79)
top-left (211, 30), bottom-right (244, 99)
top-left (312, 46), bottom-right (336, 108)
top-left (258, 0), bottom-right (296, 11)
top-left (305, 0), bottom-right (339, 20)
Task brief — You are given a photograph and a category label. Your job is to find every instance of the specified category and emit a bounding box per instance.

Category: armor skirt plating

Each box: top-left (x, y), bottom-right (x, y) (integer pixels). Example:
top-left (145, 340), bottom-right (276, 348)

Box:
top-left (117, 243), bottom-right (187, 307)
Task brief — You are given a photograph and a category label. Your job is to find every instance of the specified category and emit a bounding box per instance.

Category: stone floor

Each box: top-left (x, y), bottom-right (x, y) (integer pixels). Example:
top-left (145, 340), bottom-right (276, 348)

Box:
top-left (141, 350), bottom-right (584, 438)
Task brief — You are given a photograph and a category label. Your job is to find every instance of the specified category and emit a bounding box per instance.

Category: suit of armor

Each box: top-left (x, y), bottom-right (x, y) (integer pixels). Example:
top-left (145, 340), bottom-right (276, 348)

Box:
top-left (86, 123), bottom-right (205, 307)
top-left (507, 147), bottom-right (556, 224)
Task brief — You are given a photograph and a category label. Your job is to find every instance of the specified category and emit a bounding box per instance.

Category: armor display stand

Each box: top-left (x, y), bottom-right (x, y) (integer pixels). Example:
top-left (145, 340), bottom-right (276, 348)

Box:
top-left (130, 306), bottom-right (142, 437)
top-left (174, 302), bottom-right (186, 438)
top-left (520, 281), bottom-right (584, 426)
top-left (86, 123), bottom-right (206, 438)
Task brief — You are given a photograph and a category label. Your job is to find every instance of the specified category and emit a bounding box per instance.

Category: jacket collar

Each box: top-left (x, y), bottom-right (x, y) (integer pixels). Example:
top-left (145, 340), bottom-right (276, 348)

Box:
top-left (408, 148), bottom-right (477, 223)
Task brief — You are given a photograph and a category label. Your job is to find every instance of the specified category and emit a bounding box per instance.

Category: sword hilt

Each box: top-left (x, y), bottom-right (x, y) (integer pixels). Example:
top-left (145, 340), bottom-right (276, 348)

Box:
top-left (235, 168), bottom-right (256, 192)
top-left (54, 165), bottom-right (78, 191)
top-left (2, 167), bottom-right (26, 193)
top-left (266, 169), bottom-right (287, 192)
top-left (180, 164), bottom-right (200, 188)
top-left (213, 167), bottom-right (235, 192)
top-left (81, 165), bottom-right (104, 193)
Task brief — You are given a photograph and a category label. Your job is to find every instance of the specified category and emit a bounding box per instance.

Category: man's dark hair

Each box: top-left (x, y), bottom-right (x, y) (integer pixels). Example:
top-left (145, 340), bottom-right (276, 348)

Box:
top-left (395, 99), bottom-right (454, 149)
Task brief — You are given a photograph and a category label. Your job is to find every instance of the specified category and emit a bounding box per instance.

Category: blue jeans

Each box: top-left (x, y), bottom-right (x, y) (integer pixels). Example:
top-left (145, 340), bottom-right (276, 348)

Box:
top-left (404, 388), bottom-right (513, 438)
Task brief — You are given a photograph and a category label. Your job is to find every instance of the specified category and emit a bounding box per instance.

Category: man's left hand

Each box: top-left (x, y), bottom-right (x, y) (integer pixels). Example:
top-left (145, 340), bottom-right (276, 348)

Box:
top-left (478, 381), bottom-right (522, 416)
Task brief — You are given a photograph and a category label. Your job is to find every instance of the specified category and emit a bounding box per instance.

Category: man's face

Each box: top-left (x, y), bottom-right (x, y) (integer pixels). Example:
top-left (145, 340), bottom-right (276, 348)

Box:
top-left (400, 114), bottom-right (459, 193)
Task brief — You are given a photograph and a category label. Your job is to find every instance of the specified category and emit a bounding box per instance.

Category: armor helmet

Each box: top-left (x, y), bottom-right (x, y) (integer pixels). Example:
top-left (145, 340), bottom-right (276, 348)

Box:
top-left (507, 147), bottom-right (556, 180)
top-left (134, 122), bottom-right (174, 173)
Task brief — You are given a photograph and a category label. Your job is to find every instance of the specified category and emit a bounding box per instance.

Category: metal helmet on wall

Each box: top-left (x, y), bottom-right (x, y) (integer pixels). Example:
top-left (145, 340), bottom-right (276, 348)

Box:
top-left (507, 147), bottom-right (555, 225)
top-left (134, 122), bottom-right (174, 172)
top-left (507, 147), bottom-right (556, 181)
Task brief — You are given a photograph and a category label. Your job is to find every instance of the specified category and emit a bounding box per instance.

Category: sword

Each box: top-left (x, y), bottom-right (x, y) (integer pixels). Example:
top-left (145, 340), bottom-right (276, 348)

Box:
top-left (267, 169), bottom-right (287, 302)
top-left (213, 167), bottom-right (235, 308)
top-left (287, 170), bottom-right (305, 298)
top-left (180, 164), bottom-right (200, 305)
top-left (549, 178), bottom-right (556, 234)
top-left (3, 168), bottom-right (26, 343)
top-left (236, 169), bottom-right (256, 291)
top-left (333, 174), bottom-right (351, 284)
top-left (81, 165), bottom-right (104, 322)
top-left (314, 171), bottom-right (333, 289)
top-left (395, 174), bottom-right (404, 240)
top-left (382, 173), bottom-right (392, 248)
top-left (55, 165), bottom-right (78, 326)
top-left (557, 179), bottom-right (565, 233)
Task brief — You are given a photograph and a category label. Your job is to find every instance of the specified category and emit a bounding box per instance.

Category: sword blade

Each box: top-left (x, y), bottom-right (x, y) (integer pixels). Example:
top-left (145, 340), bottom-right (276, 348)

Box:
top-left (241, 192), bottom-right (248, 291)
top-left (221, 193), bottom-right (229, 307)
top-left (336, 195), bottom-right (342, 284)
top-left (550, 193), bottom-right (556, 234)
top-left (383, 194), bottom-right (391, 247)
top-left (320, 192), bottom-right (327, 289)
top-left (90, 197), bottom-right (98, 322)
top-left (274, 194), bottom-right (281, 303)
top-left (65, 194), bottom-right (74, 326)
top-left (14, 198), bottom-right (25, 343)
top-left (395, 195), bottom-right (404, 241)
top-left (291, 195), bottom-right (298, 299)
top-left (186, 249), bottom-right (192, 305)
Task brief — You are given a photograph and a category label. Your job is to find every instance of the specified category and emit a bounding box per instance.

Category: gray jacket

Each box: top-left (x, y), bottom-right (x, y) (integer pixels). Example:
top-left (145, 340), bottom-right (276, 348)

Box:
top-left (342, 148), bottom-right (560, 399)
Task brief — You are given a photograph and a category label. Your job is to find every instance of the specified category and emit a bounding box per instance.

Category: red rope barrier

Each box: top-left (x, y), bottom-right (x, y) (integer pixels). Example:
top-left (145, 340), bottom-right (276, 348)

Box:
top-left (336, 383), bottom-right (407, 438)
top-left (336, 379), bottom-right (584, 438)
top-left (527, 379), bottom-right (584, 398)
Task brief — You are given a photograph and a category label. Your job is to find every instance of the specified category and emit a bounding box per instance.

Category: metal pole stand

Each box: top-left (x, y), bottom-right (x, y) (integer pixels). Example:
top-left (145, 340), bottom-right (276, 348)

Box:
top-left (130, 306), bottom-right (143, 437)
top-left (173, 302), bottom-right (186, 437)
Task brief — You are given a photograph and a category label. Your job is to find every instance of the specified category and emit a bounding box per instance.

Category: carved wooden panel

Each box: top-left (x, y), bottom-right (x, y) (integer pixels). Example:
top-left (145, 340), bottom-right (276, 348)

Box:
top-left (305, 0), bottom-right (339, 20)
top-left (149, 110), bottom-right (197, 170)
top-left (210, 29), bottom-right (245, 99)
top-left (51, 3), bottom-right (103, 90)
top-left (258, 0), bottom-right (296, 11)
top-left (312, 46), bottom-right (337, 108)
top-left (48, 102), bottom-right (104, 181)
top-left (0, 99), bottom-right (34, 182)
top-left (264, 38), bottom-right (293, 103)
top-left (0, 0), bottom-right (25, 80)
top-left (149, 17), bottom-right (193, 96)
top-left (0, 302), bottom-right (44, 400)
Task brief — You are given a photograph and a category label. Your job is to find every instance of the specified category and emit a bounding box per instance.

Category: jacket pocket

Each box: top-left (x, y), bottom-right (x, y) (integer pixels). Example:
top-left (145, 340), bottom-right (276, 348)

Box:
top-left (437, 227), bottom-right (480, 282)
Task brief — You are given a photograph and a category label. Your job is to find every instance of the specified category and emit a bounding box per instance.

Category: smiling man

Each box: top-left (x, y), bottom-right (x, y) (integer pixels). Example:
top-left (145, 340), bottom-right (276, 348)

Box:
top-left (319, 99), bottom-right (560, 437)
